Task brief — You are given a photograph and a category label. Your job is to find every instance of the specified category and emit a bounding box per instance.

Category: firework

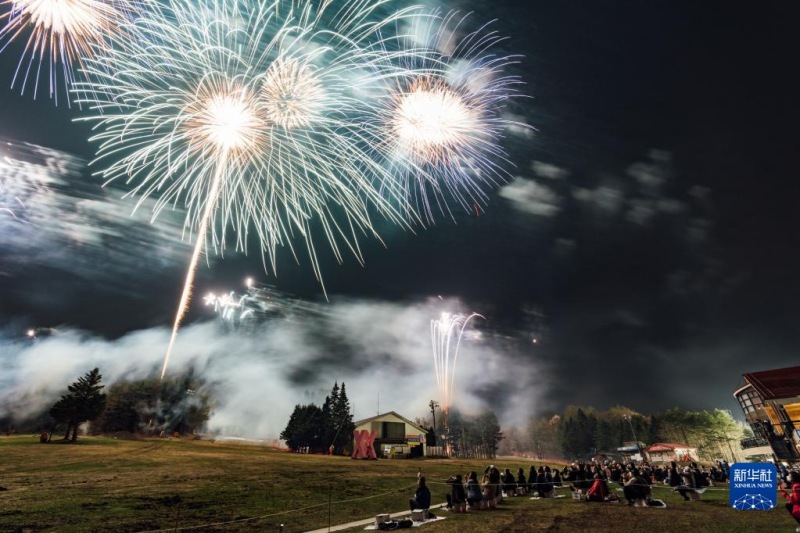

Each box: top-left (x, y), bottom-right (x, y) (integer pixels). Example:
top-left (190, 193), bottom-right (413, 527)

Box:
top-left (430, 311), bottom-right (483, 416)
top-left (204, 290), bottom-right (255, 328)
top-left (204, 279), bottom-right (321, 333)
top-left (0, 0), bottom-right (131, 104)
top-left (75, 0), bottom-right (422, 378)
top-left (0, 139), bottom-right (83, 248)
top-left (365, 11), bottom-right (526, 221)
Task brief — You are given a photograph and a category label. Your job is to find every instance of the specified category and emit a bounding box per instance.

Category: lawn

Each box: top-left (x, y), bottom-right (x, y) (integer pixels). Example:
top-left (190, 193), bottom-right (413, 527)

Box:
top-left (0, 435), bottom-right (795, 532)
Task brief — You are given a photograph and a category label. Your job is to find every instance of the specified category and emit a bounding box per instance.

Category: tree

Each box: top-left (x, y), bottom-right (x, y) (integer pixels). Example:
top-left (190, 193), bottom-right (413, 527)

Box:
top-left (320, 382), bottom-right (339, 451)
top-left (94, 373), bottom-right (211, 436)
top-left (329, 382), bottom-right (354, 453)
top-left (280, 404), bottom-right (324, 451)
top-left (475, 410), bottom-right (503, 458)
top-left (527, 415), bottom-right (561, 459)
top-left (49, 368), bottom-right (107, 442)
top-left (561, 408), bottom-right (595, 459)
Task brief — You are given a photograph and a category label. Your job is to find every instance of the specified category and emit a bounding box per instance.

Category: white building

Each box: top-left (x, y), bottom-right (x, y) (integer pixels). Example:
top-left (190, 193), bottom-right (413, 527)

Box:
top-left (645, 442), bottom-right (699, 463)
top-left (353, 411), bottom-right (428, 458)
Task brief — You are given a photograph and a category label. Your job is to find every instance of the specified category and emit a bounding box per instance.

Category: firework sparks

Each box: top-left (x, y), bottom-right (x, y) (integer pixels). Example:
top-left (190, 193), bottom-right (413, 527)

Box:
top-left (430, 311), bottom-right (484, 416)
top-left (75, 0), bottom-right (421, 378)
top-left (366, 11), bottom-right (526, 221)
top-left (260, 57), bottom-right (325, 130)
top-left (204, 281), bottom-right (314, 332)
top-left (0, 0), bottom-right (129, 104)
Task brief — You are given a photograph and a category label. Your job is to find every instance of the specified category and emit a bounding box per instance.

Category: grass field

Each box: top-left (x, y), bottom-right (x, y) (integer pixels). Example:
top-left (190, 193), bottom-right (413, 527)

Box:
top-left (0, 435), bottom-right (796, 532)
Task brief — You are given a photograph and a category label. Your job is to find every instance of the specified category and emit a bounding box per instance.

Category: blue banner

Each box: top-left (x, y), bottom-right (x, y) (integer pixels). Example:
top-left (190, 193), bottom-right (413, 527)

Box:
top-left (730, 462), bottom-right (777, 510)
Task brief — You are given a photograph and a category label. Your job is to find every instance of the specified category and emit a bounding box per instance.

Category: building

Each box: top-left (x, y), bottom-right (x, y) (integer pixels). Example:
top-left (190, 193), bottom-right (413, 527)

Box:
top-left (644, 442), bottom-right (699, 463)
top-left (353, 411), bottom-right (428, 458)
top-left (615, 441), bottom-right (646, 462)
top-left (734, 365), bottom-right (800, 464)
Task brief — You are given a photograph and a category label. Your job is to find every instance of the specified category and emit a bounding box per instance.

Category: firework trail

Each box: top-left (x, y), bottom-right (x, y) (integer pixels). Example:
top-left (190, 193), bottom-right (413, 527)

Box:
top-left (430, 311), bottom-right (483, 416)
top-left (75, 0), bottom-right (424, 378)
top-left (0, 0), bottom-right (134, 104)
top-left (0, 139), bottom-right (83, 243)
top-left (364, 11), bottom-right (526, 221)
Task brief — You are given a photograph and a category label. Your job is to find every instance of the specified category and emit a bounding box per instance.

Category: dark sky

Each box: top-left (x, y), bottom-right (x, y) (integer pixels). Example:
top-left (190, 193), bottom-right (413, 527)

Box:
top-left (1, 0), bottom-right (799, 422)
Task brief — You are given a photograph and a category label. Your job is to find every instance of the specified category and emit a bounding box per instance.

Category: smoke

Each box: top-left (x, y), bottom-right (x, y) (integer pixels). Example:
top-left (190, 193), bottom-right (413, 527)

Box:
top-left (0, 297), bottom-right (545, 438)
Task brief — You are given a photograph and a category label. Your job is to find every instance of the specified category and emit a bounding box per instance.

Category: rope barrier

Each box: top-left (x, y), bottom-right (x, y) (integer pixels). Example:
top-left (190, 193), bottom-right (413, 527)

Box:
top-left (136, 483), bottom-right (418, 533)
top-left (135, 476), bottom-right (733, 532)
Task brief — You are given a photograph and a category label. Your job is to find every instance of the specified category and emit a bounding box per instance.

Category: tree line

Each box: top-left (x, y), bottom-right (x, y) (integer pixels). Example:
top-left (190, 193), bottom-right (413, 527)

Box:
top-left (17, 368), bottom-right (212, 442)
top-left (280, 382), bottom-right (355, 454)
top-left (415, 409), bottom-right (504, 459)
top-left (499, 404), bottom-right (747, 462)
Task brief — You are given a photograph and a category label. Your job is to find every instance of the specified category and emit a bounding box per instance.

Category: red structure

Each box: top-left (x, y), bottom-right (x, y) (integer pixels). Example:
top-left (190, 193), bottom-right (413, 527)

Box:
top-left (352, 430), bottom-right (378, 459)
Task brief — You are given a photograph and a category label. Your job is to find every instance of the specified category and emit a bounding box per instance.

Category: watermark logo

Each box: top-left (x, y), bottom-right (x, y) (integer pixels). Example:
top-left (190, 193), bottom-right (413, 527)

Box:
top-left (730, 462), bottom-right (777, 510)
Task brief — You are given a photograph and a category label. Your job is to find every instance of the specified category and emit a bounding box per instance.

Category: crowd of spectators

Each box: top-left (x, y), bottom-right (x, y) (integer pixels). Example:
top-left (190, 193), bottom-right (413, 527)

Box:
top-left (435, 458), bottom-right (733, 513)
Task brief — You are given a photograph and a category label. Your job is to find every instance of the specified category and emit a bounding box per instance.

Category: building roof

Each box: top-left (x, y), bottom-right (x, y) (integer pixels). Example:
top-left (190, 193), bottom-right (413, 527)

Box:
top-left (353, 411), bottom-right (427, 434)
top-left (645, 442), bottom-right (695, 452)
top-left (743, 365), bottom-right (800, 400)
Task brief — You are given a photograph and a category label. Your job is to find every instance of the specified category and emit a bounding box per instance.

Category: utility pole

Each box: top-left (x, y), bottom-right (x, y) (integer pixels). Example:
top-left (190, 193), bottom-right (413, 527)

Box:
top-left (624, 414), bottom-right (645, 461)
top-left (429, 400), bottom-right (439, 447)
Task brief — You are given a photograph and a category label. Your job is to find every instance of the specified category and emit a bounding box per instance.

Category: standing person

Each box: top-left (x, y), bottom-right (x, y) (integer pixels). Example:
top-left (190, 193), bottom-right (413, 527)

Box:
top-left (466, 471), bottom-right (484, 510)
top-left (780, 471), bottom-right (800, 532)
top-left (409, 476), bottom-right (431, 512)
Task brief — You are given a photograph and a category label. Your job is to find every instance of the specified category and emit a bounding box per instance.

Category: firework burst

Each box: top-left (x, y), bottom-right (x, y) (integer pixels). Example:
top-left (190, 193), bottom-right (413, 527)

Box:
top-left (0, 0), bottom-right (130, 104)
top-left (366, 11), bottom-right (526, 221)
top-left (75, 0), bottom-right (423, 378)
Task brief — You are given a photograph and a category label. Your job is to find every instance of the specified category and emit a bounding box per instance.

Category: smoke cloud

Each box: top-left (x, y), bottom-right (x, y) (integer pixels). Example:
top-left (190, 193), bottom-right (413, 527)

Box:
top-left (0, 297), bottom-right (545, 438)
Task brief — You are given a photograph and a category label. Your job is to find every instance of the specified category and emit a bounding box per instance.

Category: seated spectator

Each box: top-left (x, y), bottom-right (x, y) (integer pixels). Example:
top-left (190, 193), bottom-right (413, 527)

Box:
top-left (535, 466), bottom-right (554, 498)
top-left (586, 474), bottom-right (610, 502)
top-left (779, 470), bottom-right (800, 531)
top-left (552, 468), bottom-right (563, 487)
top-left (445, 474), bottom-right (466, 513)
top-left (409, 476), bottom-right (431, 512)
top-left (622, 469), bottom-right (651, 506)
top-left (516, 468), bottom-right (528, 493)
top-left (502, 468), bottom-right (516, 495)
top-left (482, 466), bottom-right (498, 509)
top-left (572, 463), bottom-right (592, 493)
top-left (466, 471), bottom-right (484, 510)
top-left (667, 462), bottom-right (690, 501)
top-left (678, 465), bottom-right (703, 500)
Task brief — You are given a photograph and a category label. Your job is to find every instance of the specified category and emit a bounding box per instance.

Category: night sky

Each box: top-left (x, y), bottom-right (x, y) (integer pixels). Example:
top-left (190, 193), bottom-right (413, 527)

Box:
top-left (1, 0), bottom-right (798, 433)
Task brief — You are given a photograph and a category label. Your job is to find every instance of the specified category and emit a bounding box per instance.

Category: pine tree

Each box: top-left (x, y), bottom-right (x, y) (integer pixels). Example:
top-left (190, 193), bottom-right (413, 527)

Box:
top-left (330, 382), bottom-right (354, 454)
top-left (49, 368), bottom-right (107, 441)
top-left (321, 382), bottom-right (339, 452)
top-left (280, 404), bottom-right (324, 451)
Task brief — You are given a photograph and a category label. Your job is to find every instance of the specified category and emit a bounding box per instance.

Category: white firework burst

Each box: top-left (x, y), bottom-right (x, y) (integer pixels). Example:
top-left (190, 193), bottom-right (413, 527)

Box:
top-left (0, 0), bottom-right (132, 104)
top-left (73, 0), bottom-right (424, 378)
top-left (366, 11), bottom-right (527, 221)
